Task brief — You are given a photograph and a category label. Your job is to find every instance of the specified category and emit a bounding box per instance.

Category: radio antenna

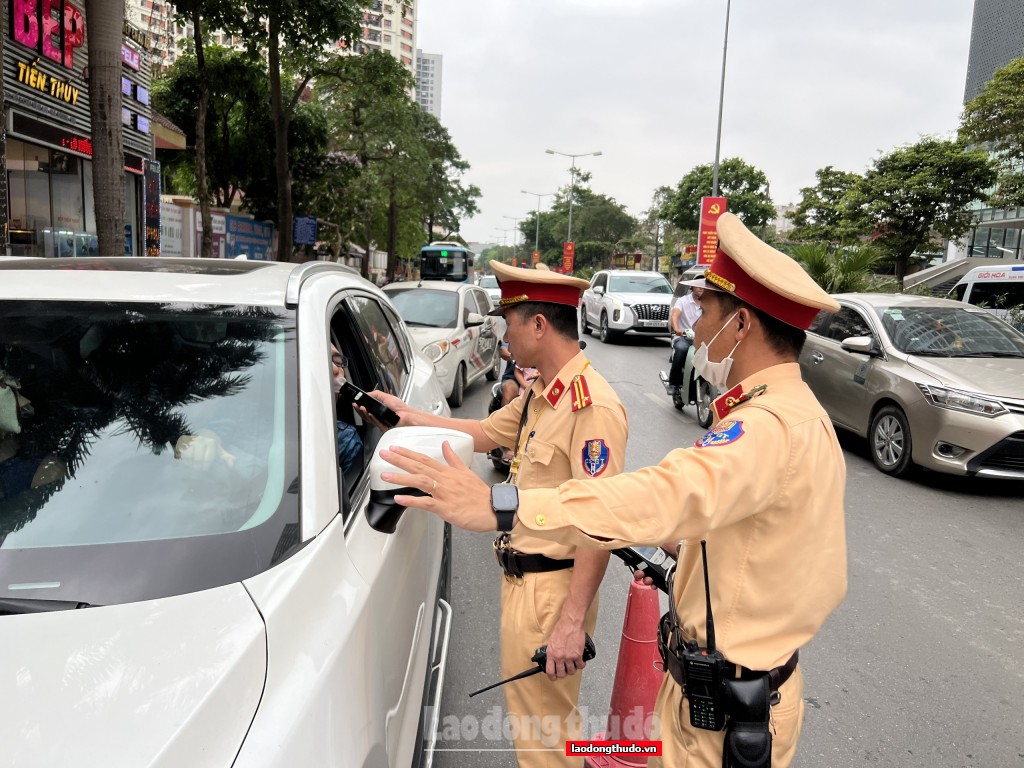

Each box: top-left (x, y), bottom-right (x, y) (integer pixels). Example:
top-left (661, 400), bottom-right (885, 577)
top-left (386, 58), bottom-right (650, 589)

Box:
top-left (700, 540), bottom-right (717, 652)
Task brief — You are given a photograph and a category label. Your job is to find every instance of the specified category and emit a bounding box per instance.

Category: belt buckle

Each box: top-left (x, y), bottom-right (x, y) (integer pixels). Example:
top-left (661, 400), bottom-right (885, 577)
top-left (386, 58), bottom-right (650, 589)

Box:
top-left (493, 535), bottom-right (522, 583)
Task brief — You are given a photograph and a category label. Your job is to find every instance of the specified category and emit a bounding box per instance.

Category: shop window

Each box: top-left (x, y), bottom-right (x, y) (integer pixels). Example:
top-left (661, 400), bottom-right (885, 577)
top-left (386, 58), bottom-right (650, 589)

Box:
top-left (6, 139), bottom-right (52, 255)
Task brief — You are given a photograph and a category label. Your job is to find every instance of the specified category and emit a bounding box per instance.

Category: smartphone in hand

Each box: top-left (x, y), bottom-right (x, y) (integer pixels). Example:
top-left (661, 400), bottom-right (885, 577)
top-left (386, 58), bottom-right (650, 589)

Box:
top-left (340, 380), bottom-right (401, 428)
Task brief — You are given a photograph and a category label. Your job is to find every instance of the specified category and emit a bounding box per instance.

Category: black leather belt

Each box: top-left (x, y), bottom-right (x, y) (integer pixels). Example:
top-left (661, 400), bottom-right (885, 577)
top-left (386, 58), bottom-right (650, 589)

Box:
top-left (493, 535), bottom-right (574, 578)
top-left (739, 650), bottom-right (799, 692)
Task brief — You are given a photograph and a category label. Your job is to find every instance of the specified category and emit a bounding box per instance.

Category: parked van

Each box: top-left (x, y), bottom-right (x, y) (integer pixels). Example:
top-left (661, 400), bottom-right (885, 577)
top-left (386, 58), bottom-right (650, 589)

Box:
top-left (948, 265), bottom-right (1024, 327)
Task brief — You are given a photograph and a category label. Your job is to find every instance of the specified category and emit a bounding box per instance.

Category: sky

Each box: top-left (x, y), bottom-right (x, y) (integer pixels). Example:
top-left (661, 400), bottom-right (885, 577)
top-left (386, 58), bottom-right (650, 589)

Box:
top-left (416, 0), bottom-right (977, 249)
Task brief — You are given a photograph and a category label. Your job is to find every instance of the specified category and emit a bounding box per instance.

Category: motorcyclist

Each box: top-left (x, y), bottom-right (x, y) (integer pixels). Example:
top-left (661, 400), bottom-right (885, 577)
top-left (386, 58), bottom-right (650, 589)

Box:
top-left (667, 283), bottom-right (703, 396)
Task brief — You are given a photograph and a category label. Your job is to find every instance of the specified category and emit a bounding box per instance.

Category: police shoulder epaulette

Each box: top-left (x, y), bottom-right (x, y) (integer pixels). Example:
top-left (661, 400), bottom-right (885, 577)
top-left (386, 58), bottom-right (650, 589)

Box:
top-left (570, 374), bottom-right (592, 412)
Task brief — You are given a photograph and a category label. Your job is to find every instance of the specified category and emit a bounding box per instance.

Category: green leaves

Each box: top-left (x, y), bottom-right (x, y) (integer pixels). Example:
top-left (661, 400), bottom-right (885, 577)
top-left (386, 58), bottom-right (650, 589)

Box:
top-left (961, 56), bottom-right (1024, 206)
top-left (663, 158), bottom-right (775, 231)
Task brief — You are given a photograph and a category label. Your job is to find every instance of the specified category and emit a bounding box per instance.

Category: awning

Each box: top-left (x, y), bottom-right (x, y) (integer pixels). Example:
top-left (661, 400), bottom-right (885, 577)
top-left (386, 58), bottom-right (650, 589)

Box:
top-left (152, 110), bottom-right (186, 151)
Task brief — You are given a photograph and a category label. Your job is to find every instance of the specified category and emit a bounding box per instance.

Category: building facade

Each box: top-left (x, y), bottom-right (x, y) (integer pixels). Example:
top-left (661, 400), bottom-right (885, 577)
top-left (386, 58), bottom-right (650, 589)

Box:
top-left (963, 0), bottom-right (1024, 260)
top-left (415, 50), bottom-right (442, 119)
top-left (357, 1), bottom-right (417, 74)
top-left (3, 1), bottom-right (157, 257)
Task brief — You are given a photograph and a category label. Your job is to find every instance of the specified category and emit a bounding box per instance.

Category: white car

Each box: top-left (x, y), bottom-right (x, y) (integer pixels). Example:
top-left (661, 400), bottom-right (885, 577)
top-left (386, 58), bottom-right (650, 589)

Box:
top-left (0, 257), bottom-right (455, 767)
top-left (478, 273), bottom-right (501, 306)
top-left (384, 281), bottom-right (502, 407)
top-left (580, 269), bottom-right (674, 342)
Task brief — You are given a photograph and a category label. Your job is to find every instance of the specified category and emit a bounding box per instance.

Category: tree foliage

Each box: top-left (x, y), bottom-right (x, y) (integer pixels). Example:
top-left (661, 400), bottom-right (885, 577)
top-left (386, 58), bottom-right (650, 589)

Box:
top-left (961, 56), bottom-right (1024, 206)
top-left (841, 137), bottom-right (995, 286)
top-left (787, 242), bottom-right (882, 293)
top-left (663, 158), bottom-right (775, 231)
top-left (787, 166), bottom-right (862, 242)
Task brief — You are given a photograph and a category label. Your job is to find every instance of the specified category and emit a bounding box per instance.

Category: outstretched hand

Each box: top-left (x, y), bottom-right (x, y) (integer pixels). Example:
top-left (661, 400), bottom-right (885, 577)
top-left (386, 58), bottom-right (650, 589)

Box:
top-left (380, 441), bottom-right (497, 532)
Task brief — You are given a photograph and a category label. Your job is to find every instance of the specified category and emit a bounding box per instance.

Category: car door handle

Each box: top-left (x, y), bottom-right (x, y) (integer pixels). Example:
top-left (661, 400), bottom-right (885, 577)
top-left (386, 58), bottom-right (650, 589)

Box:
top-left (810, 351), bottom-right (824, 364)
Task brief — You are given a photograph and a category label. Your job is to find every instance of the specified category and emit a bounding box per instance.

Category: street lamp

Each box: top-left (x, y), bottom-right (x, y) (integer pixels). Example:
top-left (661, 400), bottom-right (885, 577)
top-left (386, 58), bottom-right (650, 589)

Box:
top-left (521, 190), bottom-right (555, 255)
top-left (545, 149), bottom-right (602, 242)
top-left (503, 216), bottom-right (521, 261)
top-left (493, 228), bottom-right (513, 262)
top-left (712, 0), bottom-right (732, 197)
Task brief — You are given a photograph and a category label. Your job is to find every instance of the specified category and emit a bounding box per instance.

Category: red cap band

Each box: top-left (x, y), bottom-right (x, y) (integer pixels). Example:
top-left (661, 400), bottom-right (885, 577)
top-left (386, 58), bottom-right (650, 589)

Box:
top-left (708, 250), bottom-right (819, 330)
top-left (498, 279), bottom-right (582, 309)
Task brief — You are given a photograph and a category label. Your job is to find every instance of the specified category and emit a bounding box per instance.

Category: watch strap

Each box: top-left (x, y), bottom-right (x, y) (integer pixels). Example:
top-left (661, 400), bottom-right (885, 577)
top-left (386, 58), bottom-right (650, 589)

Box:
top-left (494, 509), bottom-right (516, 532)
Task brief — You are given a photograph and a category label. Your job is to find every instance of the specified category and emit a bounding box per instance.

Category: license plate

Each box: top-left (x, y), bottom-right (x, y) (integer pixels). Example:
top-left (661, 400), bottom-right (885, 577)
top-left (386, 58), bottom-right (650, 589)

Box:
top-left (639, 320), bottom-right (666, 328)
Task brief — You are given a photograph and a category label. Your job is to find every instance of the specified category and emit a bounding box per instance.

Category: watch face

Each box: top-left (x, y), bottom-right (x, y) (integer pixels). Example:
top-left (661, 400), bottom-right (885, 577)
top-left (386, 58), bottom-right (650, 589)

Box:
top-left (491, 483), bottom-right (518, 512)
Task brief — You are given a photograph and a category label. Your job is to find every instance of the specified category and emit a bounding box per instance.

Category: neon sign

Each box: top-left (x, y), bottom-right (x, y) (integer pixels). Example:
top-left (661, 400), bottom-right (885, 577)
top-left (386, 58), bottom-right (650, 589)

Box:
top-left (11, 0), bottom-right (85, 69)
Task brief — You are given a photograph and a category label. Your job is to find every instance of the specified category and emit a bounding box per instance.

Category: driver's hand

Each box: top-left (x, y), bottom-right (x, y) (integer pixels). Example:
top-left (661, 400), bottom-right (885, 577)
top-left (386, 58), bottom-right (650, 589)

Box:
top-left (684, 328), bottom-right (695, 341)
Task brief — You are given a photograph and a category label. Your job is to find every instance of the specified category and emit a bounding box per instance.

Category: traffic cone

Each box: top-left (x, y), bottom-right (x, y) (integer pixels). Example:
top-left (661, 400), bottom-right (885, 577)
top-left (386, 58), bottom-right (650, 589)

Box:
top-left (584, 579), bottom-right (664, 767)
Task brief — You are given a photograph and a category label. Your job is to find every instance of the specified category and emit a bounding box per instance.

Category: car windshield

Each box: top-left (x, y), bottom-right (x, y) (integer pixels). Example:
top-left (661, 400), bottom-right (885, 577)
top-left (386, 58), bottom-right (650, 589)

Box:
top-left (0, 301), bottom-right (299, 607)
top-left (479, 276), bottom-right (498, 289)
top-left (608, 275), bottom-right (672, 294)
top-left (385, 288), bottom-right (459, 328)
top-left (875, 305), bottom-right (1024, 357)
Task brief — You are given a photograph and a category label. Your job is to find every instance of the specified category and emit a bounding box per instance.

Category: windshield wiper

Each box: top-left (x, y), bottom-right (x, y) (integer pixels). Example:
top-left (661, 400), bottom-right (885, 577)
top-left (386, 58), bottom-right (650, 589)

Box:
top-left (404, 321), bottom-right (442, 328)
top-left (954, 351), bottom-right (1024, 358)
top-left (0, 598), bottom-right (94, 615)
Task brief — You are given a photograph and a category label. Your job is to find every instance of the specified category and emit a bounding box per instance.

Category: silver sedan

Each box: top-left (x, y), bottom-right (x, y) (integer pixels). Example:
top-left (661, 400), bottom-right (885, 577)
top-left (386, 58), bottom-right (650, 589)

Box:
top-left (799, 293), bottom-right (1024, 478)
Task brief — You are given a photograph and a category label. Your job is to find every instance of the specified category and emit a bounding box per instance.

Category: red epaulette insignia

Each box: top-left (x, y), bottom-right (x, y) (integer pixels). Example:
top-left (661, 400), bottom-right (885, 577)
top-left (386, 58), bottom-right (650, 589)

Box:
top-left (546, 378), bottom-right (565, 407)
top-left (713, 384), bottom-right (743, 420)
top-left (570, 375), bottom-right (592, 412)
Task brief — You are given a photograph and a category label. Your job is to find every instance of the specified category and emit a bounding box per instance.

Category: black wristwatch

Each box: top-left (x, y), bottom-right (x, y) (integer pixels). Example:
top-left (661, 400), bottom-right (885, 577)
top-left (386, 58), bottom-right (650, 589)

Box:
top-left (490, 484), bottom-right (519, 532)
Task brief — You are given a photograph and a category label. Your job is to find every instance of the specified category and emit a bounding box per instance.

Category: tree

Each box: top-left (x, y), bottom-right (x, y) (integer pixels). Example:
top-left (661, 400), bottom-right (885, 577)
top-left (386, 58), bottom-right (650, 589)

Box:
top-left (236, 0), bottom-right (362, 261)
top-left (84, 1), bottom-right (125, 256)
top-left (841, 137), bottom-right (995, 287)
top-left (787, 166), bottom-right (862, 242)
top-left (787, 242), bottom-right (882, 293)
top-left (413, 109), bottom-right (480, 241)
top-left (663, 158), bottom-right (775, 231)
top-left (961, 56), bottom-right (1024, 206)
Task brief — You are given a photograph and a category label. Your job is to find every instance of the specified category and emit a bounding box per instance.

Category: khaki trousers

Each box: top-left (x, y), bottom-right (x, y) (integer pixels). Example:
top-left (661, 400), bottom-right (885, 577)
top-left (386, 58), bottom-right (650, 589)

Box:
top-left (649, 666), bottom-right (805, 768)
top-left (500, 569), bottom-right (600, 768)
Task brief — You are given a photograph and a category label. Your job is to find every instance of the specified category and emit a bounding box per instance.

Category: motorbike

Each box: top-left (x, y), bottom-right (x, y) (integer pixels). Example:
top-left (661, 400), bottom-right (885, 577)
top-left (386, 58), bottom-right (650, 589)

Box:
top-left (486, 381), bottom-right (512, 474)
top-left (660, 334), bottom-right (717, 429)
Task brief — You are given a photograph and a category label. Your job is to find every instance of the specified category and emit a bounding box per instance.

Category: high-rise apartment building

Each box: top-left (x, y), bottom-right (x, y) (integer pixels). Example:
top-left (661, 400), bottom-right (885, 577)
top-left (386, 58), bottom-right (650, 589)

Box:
top-left (355, 1), bottom-right (418, 75)
top-left (125, 2), bottom-right (239, 70)
top-left (415, 51), bottom-right (443, 119)
top-left (964, 0), bottom-right (1024, 102)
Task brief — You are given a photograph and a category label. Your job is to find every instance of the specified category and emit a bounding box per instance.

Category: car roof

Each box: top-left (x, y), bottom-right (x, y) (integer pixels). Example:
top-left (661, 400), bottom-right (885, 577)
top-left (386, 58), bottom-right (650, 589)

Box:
top-left (0, 257), bottom-right (367, 307)
top-left (599, 269), bottom-right (665, 277)
top-left (833, 292), bottom-right (972, 309)
top-left (384, 280), bottom-right (468, 293)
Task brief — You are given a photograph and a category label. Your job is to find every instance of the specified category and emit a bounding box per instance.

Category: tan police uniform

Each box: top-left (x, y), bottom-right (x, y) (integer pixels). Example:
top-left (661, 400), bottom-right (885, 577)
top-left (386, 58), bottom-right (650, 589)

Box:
top-left (502, 214), bottom-right (848, 768)
top-left (482, 262), bottom-right (629, 768)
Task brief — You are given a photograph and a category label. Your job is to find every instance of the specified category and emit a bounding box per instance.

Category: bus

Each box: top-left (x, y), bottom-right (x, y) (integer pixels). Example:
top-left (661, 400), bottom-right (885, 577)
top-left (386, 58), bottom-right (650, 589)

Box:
top-left (419, 241), bottom-right (474, 283)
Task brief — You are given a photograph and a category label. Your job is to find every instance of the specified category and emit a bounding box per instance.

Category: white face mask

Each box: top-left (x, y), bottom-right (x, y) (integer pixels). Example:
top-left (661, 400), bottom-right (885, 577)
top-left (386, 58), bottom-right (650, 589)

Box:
top-left (693, 313), bottom-right (741, 389)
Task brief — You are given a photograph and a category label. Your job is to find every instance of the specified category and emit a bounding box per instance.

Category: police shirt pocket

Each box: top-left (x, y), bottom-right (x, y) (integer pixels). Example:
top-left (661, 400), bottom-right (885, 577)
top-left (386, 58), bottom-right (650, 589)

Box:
top-left (522, 438), bottom-right (557, 485)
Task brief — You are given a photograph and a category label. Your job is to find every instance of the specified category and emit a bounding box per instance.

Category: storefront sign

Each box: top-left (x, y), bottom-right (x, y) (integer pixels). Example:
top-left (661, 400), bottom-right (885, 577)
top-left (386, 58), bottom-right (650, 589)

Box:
top-left (227, 215), bottom-right (273, 261)
top-left (14, 58), bottom-right (80, 105)
top-left (123, 19), bottom-right (149, 50)
top-left (121, 44), bottom-right (140, 71)
top-left (697, 197), bottom-right (727, 265)
top-left (144, 160), bottom-right (161, 258)
top-left (10, 0), bottom-right (86, 69)
top-left (160, 202), bottom-right (184, 258)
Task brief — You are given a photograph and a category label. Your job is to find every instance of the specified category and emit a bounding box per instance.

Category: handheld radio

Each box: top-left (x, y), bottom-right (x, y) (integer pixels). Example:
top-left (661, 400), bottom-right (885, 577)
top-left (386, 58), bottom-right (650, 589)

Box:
top-left (679, 540), bottom-right (733, 731)
top-left (468, 634), bottom-right (597, 698)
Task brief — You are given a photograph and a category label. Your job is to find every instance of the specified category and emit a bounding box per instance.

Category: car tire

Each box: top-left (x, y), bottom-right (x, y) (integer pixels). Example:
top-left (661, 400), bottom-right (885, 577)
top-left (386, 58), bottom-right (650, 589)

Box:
top-left (447, 364), bottom-right (465, 408)
top-left (485, 351), bottom-right (500, 381)
top-left (599, 312), bottom-right (615, 343)
top-left (870, 405), bottom-right (914, 476)
top-left (696, 380), bottom-right (714, 429)
top-left (580, 306), bottom-right (592, 335)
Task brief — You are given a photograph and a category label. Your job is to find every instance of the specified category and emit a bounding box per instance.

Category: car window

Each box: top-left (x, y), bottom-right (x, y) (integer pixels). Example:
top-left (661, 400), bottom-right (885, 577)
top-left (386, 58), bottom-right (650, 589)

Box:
top-left (807, 309), bottom-right (832, 335)
top-left (0, 301), bottom-right (299, 605)
top-left (826, 307), bottom-right (873, 342)
top-left (965, 281), bottom-right (1024, 309)
top-left (479, 276), bottom-right (498, 289)
top-left (593, 273), bottom-right (607, 290)
top-left (381, 302), bottom-right (413, 373)
top-left (347, 295), bottom-right (408, 394)
top-left (385, 287), bottom-right (459, 329)
top-left (608, 274), bottom-right (673, 294)
top-left (470, 288), bottom-right (491, 315)
top-left (877, 305), bottom-right (1024, 356)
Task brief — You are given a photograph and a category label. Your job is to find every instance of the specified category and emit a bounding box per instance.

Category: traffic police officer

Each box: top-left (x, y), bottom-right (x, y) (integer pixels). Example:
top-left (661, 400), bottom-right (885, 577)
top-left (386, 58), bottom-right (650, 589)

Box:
top-left (372, 260), bottom-right (628, 768)
top-left (380, 213), bottom-right (847, 768)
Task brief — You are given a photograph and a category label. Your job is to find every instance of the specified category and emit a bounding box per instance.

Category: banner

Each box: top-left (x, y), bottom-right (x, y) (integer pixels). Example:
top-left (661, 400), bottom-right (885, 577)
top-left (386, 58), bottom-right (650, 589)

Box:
top-left (562, 241), bottom-right (575, 273)
top-left (697, 197), bottom-right (727, 265)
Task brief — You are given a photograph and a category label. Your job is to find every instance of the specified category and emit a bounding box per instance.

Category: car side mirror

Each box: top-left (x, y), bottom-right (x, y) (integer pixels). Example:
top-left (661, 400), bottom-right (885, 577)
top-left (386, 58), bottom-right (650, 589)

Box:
top-left (465, 312), bottom-right (485, 327)
top-left (841, 336), bottom-right (879, 356)
top-left (367, 426), bottom-right (475, 533)
top-left (594, 286), bottom-right (605, 295)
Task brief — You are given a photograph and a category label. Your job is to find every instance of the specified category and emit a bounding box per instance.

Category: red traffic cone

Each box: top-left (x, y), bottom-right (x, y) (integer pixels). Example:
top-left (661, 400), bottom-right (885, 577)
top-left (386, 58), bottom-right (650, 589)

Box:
top-left (584, 579), bottom-right (663, 767)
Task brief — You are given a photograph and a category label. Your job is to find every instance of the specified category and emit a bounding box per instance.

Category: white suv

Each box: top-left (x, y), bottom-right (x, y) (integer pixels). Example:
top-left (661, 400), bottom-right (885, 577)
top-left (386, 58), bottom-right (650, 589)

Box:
top-left (0, 257), bottom-right (453, 767)
top-left (581, 269), bottom-right (674, 342)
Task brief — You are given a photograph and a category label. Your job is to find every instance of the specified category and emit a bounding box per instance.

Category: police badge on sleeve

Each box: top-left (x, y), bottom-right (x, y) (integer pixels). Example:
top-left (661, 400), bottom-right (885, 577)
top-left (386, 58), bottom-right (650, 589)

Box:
top-left (695, 420), bottom-right (745, 448)
top-left (581, 438), bottom-right (610, 476)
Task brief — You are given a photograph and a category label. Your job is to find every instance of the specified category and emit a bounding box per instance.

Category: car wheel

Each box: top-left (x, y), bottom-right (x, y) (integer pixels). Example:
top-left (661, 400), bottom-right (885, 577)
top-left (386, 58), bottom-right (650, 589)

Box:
top-left (447, 364), bottom-right (465, 408)
top-left (580, 305), bottom-right (592, 335)
top-left (485, 351), bottom-right (500, 381)
top-left (870, 405), bottom-right (914, 476)
top-left (696, 380), bottom-right (714, 429)
top-left (599, 312), bottom-right (615, 343)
